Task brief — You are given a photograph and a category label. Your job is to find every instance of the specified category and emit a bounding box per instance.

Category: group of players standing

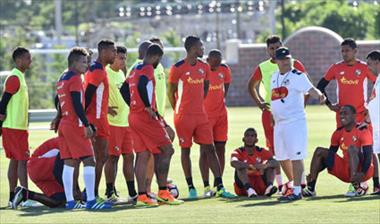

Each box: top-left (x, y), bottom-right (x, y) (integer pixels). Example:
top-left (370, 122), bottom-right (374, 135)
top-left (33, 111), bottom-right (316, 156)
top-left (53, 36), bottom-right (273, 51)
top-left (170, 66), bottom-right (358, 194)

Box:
top-left (0, 34), bottom-right (379, 210)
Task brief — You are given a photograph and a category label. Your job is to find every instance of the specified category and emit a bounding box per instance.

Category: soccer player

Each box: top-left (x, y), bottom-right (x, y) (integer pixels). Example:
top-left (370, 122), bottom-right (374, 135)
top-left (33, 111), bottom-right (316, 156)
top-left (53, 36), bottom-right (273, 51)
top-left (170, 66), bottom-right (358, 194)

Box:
top-left (317, 38), bottom-right (376, 127)
top-left (199, 49), bottom-right (232, 197)
top-left (84, 40), bottom-right (116, 198)
top-left (231, 128), bottom-right (279, 197)
top-left (120, 44), bottom-right (183, 206)
top-left (168, 35), bottom-right (235, 199)
top-left (248, 35), bottom-right (307, 192)
top-left (57, 47), bottom-right (110, 209)
top-left (303, 105), bottom-right (374, 197)
top-left (12, 137), bottom-right (83, 208)
top-left (0, 47), bottom-right (32, 207)
top-left (366, 50), bottom-right (380, 194)
top-left (104, 45), bottom-right (137, 202)
top-left (270, 47), bottom-right (326, 201)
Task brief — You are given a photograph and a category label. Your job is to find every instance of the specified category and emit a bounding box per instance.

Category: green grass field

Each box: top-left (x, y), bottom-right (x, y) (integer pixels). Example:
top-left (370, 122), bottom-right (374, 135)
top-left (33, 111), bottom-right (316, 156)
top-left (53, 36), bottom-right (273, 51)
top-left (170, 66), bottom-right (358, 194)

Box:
top-left (0, 106), bottom-right (379, 224)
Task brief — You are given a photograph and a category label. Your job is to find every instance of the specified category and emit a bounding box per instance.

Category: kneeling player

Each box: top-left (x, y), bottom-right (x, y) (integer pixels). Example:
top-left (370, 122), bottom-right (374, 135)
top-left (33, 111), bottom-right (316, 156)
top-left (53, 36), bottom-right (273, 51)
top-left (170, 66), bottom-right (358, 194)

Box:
top-left (231, 128), bottom-right (279, 197)
top-left (120, 44), bottom-right (183, 207)
top-left (12, 137), bottom-right (83, 208)
top-left (303, 105), bottom-right (374, 197)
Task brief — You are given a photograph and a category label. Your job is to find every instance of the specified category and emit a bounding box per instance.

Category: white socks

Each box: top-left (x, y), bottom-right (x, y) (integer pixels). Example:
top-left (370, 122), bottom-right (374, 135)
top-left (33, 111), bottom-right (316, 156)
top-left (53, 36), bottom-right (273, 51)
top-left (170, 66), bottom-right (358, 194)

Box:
top-left (83, 166), bottom-right (96, 201)
top-left (247, 188), bottom-right (257, 197)
top-left (275, 174), bottom-right (283, 186)
top-left (293, 186), bottom-right (301, 195)
top-left (301, 172), bottom-right (306, 185)
top-left (62, 165), bottom-right (74, 202)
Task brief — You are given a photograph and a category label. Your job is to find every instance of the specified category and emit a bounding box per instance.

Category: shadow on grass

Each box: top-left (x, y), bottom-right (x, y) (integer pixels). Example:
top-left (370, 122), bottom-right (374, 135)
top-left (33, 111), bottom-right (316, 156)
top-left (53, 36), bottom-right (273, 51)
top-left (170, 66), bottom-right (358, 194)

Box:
top-left (239, 199), bottom-right (282, 207)
top-left (222, 196), bottom-right (274, 203)
top-left (16, 204), bottom-right (138, 217)
top-left (304, 194), bottom-right (347, 201)
top-left (343, 195), bottom-right (380, 202)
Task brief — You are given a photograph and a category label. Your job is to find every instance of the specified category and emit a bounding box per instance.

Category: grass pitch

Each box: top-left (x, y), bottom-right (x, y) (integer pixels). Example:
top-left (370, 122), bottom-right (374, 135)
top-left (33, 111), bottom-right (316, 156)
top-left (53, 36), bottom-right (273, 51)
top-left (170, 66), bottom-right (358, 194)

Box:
top-left (0, 106), bottom-right (379, 224)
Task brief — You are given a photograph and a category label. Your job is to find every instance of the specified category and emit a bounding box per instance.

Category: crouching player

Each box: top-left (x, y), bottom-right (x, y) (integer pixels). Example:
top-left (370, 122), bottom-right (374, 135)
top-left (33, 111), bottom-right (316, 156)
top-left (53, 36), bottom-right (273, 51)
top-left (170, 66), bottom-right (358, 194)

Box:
top-left (12, 137), bottom-right (82, 208)
top-left (231, 128), bottom-right (279, 197)
top-left (303, 105), bottom-right (374, 197)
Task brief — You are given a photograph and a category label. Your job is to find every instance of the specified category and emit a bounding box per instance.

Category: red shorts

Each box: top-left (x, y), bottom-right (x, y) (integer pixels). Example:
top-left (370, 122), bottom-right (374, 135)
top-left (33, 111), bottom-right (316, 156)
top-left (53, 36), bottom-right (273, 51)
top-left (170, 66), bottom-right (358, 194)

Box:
top-left (108, 126), bottom-right (133, 156)
top-left (328, 154), bottom-right (374, 183)
top-left (58, 123), bottom-right (94, 159)
top-left (208, 112), bottom-right (228, 142)
top-left (129, 113), bottom-right (171, 154)
top-left (35, 180), bottom-right (64, 197)
top-left (234, 174), bottom-right (267, 196)
top-left (174, 113), bottom-right (213, 148)
top-left (262, 110), bottom-right (274, 154)
top-left (89, 117), bottom-right (110, 139)
top-left (2, 128), bottom-right (29, 160)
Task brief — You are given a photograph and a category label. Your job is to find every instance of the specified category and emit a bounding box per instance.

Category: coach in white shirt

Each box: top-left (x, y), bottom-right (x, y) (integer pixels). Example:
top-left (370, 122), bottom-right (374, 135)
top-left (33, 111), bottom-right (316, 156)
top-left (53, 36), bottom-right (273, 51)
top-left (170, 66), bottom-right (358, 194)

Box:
top-left (366, 50), bottom-right (380, 171)
top-left (271, 47), bottom-right (326, 201)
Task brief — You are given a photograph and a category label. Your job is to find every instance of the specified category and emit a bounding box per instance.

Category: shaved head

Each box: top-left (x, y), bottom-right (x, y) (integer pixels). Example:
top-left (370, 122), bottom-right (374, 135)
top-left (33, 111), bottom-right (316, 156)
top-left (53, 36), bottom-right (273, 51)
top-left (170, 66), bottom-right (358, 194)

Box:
top-left (138, 41), bottom-right (152, 59)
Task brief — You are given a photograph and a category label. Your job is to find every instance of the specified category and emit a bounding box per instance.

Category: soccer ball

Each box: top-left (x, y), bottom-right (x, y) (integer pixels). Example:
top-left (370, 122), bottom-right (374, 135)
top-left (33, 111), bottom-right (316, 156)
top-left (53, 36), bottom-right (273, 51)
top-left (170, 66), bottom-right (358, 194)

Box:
top-left (167, 183), bottom-right (179, 198)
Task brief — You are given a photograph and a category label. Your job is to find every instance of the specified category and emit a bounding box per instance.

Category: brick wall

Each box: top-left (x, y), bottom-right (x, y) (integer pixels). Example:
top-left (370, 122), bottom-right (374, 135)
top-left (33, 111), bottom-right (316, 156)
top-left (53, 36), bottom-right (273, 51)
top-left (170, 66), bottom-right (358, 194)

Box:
top-left (226, 26), bottom-right (380, 106)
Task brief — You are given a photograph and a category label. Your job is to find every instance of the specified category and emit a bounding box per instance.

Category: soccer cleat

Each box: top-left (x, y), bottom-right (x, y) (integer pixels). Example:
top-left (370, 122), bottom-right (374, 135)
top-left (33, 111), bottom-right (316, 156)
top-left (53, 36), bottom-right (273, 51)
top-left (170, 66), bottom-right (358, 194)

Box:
top-left (203, 186), bottom-right (214, 198)
top-left (157, 190), bottom-right (184, 205)
top-left (278, 193), bottom-right (302, 202)
top-left (127, 194), bottom-right (138, 205)
top-left (86, 199), bottom-right (112, 210)
top-left (302, 187), bottom-right (316, 197)
top-left (247, 188), bottom-right (257, 198)
top-left (345, 183), bottom-right (368, 197)
top-left (66, 200), bottom-right (85, 209)
top-left (20, 200), bottom-right (40, 207)
top-left (188, 188), bottom-right (198, 199)
top-left (345, 184), bottom-right (356, 197)
top-left (12, 186), bottom-right (27, 209)
top-left (216, 188), bottom-right (236, 199)
top-left (136, 194), bottom-right (159, 207)
top-left (147, 192), bottom-right (158, 203)
top-left (106, 192), bottom-right (120, 204)
top-left (264, 185), bottom-right (278, 197)
top-left (8, 201), bottom-right (13, 209)
top-left (371, 187), bottom-right (380, 195)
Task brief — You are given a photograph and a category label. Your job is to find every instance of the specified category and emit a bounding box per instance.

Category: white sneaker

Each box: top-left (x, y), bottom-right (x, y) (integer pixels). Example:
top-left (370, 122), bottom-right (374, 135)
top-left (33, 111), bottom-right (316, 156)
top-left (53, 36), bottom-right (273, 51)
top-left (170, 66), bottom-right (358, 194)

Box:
top-left (247, 188), bottom-right (257, 198)
top-left (264, 185), bottom-right (278, 196)
top-left (127, 195), bottom-right (138, 205)
top-left (20, 200), bottom-right (41, 207)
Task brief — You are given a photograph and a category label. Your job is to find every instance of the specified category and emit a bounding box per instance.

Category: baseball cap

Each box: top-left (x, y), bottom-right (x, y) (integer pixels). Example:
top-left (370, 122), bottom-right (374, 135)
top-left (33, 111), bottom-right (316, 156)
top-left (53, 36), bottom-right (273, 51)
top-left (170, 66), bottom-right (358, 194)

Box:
top-left (275, 47), bottom-right (292, 60)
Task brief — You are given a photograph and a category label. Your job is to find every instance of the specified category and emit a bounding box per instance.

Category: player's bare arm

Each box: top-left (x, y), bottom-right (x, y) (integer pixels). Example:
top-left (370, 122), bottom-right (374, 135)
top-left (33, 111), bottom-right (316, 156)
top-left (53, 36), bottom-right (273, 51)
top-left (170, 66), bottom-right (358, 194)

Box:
top-left (248, 77), bottom-right (269, 111)
top-left (168, 83), bottom-right (178, 109)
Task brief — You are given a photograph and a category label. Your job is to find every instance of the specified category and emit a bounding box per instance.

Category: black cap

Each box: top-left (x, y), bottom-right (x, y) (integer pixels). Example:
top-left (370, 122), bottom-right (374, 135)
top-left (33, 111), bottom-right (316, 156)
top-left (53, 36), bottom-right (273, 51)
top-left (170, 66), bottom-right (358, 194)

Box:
top-left (275, 47), bottom-right (291, 60)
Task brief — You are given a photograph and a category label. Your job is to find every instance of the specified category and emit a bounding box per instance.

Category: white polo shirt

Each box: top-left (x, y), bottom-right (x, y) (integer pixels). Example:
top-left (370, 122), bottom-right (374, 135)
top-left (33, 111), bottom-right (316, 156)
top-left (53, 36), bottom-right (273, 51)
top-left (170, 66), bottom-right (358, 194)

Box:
top-left (270, 69), bottom-right (313, 124)
top-left (368, 75), bottom-right (380, 153)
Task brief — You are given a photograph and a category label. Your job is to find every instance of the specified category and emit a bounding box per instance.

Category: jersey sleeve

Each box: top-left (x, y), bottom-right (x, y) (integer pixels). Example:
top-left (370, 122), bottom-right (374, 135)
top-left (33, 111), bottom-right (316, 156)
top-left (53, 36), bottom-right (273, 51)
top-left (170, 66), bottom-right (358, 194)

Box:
top-left (250, 66), bottom-right (262, 81)
top-left (231, 149), bottom-right (242, 162)
top-left (324, 64), bottom-right (336, 81)
top-left (69, 76), bottom-right (84, 92)
top-left (294, 72), bottom-right (314, 94)
top-left (330, 130), bottom-right (340, 147)
top-left (86, 70), bottom-right (105, 87)
top-left (4, 76), bottom-right (20, 94)
top-left (364, 65), bottom-right (377, 83)
top-left (224, 66), bottom-right (232, 84)
top-left (168, 65), bottom-right (180, 84)
top-left (293, 60), bottom-right (306, 73)
top-left (359, 128), bottom-right (374, 146)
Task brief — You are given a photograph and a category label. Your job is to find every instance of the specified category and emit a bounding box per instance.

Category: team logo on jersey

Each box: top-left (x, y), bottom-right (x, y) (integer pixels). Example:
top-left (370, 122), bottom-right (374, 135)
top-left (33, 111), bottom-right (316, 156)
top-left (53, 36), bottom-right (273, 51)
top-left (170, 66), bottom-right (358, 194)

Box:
top-left (256, 157), bottom-right (262, 163)
top-left (339, 71), bottom-right (345, 75)
top-left (198, 68), bottom-right (205, 75)
top-left (352, 136), bottom-right (358, 142)
top-left (218, 73), bottom-right (224, 79)
top-left (179, 138), bottom-right (185, 143)
top-left (355, 69), bottom-right (362, 76)
top-left (185, 71), bottom-right (190, 76)
top-left (114, 146), bottom-right (120, 151)
top-left (283, 79), bottom-right (290, 86)
top-left (271, 87), bottom-right (288, 101)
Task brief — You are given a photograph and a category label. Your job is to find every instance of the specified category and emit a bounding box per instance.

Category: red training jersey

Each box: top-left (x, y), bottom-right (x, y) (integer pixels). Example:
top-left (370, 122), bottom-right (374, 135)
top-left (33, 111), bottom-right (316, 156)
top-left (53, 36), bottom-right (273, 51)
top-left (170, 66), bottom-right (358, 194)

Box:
top-left (127, 63), bottom-right (156, 113)
top-left (84, 61), bottom-right (109, 120)
top-left (324, 60), bottom-right (376, 113)
top-left (168, 59), bottom-right (210, 115)
top-left (231, 146), bottom-right (273, 176)
top-left (330, 125), bottom-right (373, 159)
top-left (56, 70), bottom-right (85, 127)
top-left (204, 63), bottom-right (232, 117)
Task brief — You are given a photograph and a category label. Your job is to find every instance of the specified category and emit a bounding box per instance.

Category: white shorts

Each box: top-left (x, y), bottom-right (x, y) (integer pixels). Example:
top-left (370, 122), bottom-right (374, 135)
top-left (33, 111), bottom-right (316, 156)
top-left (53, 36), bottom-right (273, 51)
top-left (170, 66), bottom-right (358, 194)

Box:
top-left (274, 119), bottom-right (308, 161)
top-left (373, 128), bottom-right (380, 154)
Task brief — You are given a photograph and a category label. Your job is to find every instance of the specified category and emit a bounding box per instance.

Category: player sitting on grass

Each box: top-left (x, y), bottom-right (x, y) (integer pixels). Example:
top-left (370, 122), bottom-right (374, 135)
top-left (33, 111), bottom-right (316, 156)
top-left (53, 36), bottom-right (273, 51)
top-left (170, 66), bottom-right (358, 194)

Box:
top-left (12, 138), bottom-right (83, 208)
top-left (231, 128), bottom-right (279, 197)
top-left (303, 105), bottom-right (374, 197)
